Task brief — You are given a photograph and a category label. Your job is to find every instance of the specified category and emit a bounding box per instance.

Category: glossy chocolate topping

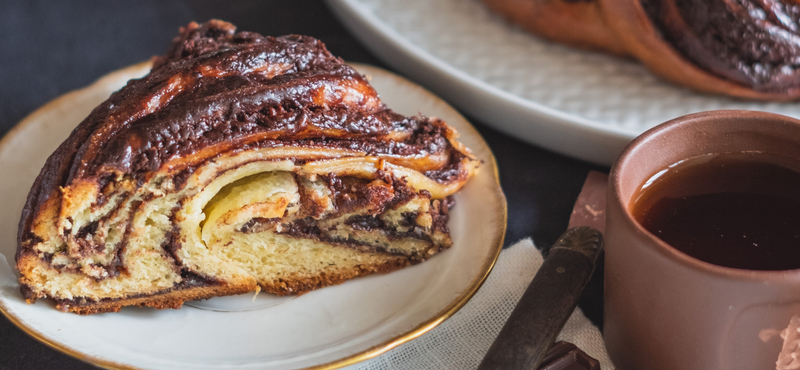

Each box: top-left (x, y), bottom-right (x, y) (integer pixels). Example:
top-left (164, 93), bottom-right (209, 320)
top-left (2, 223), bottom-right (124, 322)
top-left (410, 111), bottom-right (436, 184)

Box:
top-left (18, 20), bottom-right (470, 254)
top-left (642, 0), bottom-right (800, 92)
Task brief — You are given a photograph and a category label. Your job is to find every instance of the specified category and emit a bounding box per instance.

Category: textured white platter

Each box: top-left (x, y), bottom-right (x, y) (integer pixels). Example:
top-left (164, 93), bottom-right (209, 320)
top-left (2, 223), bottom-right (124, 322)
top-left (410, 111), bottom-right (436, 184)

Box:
top-left (326, 0), bottom-right (800, 165)
top-left (0, 63), bottom-right (506, 369)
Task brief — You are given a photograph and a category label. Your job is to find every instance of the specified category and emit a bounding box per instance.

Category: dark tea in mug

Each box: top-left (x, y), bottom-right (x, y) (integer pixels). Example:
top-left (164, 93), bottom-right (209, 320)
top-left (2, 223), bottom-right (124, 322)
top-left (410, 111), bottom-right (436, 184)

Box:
top-left (630, 152), bottom-right (800, 271)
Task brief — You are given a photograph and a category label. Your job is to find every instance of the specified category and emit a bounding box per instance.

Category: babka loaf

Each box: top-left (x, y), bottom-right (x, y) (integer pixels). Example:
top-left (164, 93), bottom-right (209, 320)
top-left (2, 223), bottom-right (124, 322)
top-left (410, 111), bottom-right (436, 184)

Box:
top-left (16, 20), bottom-right (478, 314)
top-left (482, 0), bottom-right (800, 100)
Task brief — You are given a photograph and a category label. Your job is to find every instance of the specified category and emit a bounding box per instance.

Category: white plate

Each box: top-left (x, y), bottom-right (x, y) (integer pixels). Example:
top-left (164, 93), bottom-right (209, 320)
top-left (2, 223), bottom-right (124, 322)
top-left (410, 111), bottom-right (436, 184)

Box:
top-left (0, 63), bottom-right (506, 369)
top-left (326, 0), bottom-right (800, 165)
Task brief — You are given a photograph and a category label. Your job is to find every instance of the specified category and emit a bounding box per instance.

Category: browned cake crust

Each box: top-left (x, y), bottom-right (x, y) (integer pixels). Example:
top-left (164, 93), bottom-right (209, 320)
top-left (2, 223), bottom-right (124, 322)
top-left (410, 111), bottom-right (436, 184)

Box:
top-left (482, 0), bottom-right (800, 100)
top-left (46, 258), bottom-right (411, 315)
top-left (17, 20), bottom-right (478, 314)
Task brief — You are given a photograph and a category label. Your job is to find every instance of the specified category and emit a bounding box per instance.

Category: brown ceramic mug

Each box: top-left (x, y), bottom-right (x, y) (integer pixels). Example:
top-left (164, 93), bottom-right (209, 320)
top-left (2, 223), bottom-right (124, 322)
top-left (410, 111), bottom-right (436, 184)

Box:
top-left (605, 110), bottom-right (800, 370)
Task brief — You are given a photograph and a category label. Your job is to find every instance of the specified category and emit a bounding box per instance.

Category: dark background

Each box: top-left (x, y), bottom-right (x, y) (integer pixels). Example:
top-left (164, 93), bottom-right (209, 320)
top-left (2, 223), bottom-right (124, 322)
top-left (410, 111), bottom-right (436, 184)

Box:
top-left (0, 1), bottom-right (607, 368)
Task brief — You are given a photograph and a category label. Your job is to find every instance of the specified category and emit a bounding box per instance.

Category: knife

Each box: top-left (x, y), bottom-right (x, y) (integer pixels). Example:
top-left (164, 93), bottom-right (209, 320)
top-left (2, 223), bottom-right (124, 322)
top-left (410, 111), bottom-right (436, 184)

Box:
top-left (478, 171), bottom-right (608, 370)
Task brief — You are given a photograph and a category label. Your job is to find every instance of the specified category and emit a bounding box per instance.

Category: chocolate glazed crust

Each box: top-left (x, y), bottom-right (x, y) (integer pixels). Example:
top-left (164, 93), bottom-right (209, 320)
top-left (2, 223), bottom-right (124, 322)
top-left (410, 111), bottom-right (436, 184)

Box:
top-left (17, 20), bottom-right (469, 259)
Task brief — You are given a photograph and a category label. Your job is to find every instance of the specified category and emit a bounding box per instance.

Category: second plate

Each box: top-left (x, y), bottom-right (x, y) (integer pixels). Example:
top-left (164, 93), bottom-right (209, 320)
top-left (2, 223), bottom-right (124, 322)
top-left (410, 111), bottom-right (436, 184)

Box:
top-left (327, 0), bottom-right (800, 165)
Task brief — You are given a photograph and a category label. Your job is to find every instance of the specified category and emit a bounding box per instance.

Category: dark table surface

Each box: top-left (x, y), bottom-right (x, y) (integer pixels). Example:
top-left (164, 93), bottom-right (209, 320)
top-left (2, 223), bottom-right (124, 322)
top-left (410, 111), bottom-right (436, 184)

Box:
top-left (0, 1), bottom-right (607, 369)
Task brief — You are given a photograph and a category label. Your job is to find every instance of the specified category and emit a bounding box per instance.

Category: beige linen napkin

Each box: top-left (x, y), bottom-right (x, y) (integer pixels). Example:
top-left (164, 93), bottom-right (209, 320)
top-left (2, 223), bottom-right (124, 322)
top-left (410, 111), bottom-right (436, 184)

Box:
top-left (347, 238), bottom-right (616, 370)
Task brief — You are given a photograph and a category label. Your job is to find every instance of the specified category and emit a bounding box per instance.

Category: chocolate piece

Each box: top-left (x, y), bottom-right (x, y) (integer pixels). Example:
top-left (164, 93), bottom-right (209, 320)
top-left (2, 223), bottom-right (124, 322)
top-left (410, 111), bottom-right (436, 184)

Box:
top-left (539, 341), bottom-right (601, 370)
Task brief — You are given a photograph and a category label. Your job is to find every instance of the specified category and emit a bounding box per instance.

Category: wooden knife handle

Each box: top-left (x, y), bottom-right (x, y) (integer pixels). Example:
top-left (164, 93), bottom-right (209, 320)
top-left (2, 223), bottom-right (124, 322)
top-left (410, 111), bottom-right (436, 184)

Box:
top-left (478, 226), bottom-right (603, 370)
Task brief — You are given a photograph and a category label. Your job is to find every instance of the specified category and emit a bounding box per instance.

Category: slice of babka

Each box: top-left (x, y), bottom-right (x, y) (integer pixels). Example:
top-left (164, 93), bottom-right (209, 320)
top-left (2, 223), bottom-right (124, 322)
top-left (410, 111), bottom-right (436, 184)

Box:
top-left (16, 20), bottom-right (478, 314)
